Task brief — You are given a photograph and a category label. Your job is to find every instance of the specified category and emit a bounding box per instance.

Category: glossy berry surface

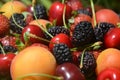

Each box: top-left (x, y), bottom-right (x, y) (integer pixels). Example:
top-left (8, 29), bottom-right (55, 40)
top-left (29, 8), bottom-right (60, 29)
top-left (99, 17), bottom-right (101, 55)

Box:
top-left (49, 1), bottom-right (72, 25)
top-left (55, 63), bottom-right (85, 80)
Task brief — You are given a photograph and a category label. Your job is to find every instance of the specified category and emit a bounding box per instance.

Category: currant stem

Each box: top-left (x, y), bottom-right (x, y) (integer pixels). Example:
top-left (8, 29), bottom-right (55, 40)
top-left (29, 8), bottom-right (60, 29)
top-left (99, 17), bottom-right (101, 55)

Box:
top-left (16, 73), bottom-right (63, 80)
top-left (90, 0), bottom-right (97, 27)
top-left (32, 0), bottom-right (53, 38)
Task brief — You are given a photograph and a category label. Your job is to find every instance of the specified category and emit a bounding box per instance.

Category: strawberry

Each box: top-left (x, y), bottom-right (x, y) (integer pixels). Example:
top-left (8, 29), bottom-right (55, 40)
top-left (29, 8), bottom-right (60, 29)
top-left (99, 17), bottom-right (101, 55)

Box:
top-left (0, 14), bottom-right (10, 37)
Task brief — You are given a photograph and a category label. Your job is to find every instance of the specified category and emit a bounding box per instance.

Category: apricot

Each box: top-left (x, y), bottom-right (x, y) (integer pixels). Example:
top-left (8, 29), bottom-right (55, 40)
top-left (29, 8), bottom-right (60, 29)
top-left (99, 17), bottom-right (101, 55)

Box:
top-left (0, 1), bottom-right (27, 19)
top-left (96, 48), bottom-right (120, 75)
top-left (95, 9), bottom-right (119, 26)
top-left (10, 46), bottom-right (56, 80)
top-left (29, 19), bottom-right (52, 30)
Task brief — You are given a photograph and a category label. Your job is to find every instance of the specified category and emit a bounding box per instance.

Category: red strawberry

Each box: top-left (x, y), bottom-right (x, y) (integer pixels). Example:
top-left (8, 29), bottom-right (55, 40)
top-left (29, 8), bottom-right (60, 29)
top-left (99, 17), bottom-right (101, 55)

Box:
top-left (0, 14), bottom-right (10, 37)
top-left (0, 36), bottom-right (17, 48)
top-left (66, 0), bottom-right (83, 11)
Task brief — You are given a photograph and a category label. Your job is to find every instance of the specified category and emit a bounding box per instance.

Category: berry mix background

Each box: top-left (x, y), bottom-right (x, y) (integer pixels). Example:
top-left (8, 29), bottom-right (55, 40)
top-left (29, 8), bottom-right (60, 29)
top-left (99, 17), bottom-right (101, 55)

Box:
top-left (0, 0), bottom-right (120, 80)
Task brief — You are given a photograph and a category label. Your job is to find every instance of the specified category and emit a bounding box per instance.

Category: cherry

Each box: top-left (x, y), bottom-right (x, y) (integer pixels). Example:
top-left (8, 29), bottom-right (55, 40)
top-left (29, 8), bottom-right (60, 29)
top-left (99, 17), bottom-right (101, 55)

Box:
top-left (97, 67), bottom-right (120, 80)
top-left (104, 28), bottom-right (120, 49)
top-left (49, 33), bottom-right (72, 51)
top-left (55, 62), bottom-right (85, 80)
top-left (21, 25), bottom-right (45, 44)
top-left (0, 53), bottom-right (16, 78)
top-left (49, 1), bottom-right (72, 25)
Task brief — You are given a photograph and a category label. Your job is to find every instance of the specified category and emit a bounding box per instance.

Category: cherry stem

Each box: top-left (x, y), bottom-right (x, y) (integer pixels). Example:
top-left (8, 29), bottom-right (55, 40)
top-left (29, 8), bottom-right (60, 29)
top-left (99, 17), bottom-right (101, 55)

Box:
top-left (0, 44), bottom-right (6, 55)
top-left (63, 6), bottom-right (68, 29)
top-left (28, 33), bottom-right (50, 43)
top-left (16, 73), bottom-right (63, 80)
top-left (80, 41), bottom-right (102, 68)
top-left (90, 0), bottom-right (97, 27)
top-left (32, 0), bottom-right (53, 38)
top-left (62, 0), bottom-right (65, 4)
top-left (11, 0), bottom-right (24, 29)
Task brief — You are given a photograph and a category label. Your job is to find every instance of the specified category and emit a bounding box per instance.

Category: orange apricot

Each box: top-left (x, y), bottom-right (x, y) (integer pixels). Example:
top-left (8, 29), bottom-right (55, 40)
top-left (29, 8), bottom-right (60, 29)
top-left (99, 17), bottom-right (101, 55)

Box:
top-left (29, 19), bottom-right (52, 30)
top-left (96, 48), bottom-right (120, 75)
top-left (10, 46), bottom-right (56, 80)
top-left (0, 1), bottom-right (27, 19)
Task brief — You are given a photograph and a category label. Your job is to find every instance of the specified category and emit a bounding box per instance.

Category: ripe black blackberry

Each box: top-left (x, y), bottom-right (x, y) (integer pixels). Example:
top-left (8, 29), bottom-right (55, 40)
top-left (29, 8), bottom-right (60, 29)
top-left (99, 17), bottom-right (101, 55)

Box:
top-left (10, 13), bottom-right (26, 34)
top-left (45, 26), bottom-right (70, 40)
top-left (34, 4), bottom-right (48, 19)
top-left (94, 22), bottom-right (115, 41)
top-left (77, 8), bottom-right (92, 17)
top-left (3, 45), bottom-right (17, 53)
top-left (78, 51), bottom-right (96, 79)
top-left (72, 21), bottom-right (95, 47)
top-left (53, 43), bottom-right (73, 64)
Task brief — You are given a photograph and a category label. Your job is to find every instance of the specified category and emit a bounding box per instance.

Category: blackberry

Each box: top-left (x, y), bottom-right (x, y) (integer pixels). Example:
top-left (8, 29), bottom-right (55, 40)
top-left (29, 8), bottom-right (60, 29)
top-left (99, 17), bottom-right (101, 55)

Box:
top-left (53, 43), bottom-right (73, 64)
top-left (77, 8), bottom-right (92, 17)
top-left (34, 4), bottom-right (48, 19)
top-left (3, 45), bottom-right (17, 53)
top-left (10, 13), bottom-right (26, 34)
top-left (78, 51), bottom-right (96, 79)
top-left (45, 26), bottom-right (70, 40)
top-left (94, 22), bottom-right (115, 41)
top-left (72, 21), bottom-right (95, 47)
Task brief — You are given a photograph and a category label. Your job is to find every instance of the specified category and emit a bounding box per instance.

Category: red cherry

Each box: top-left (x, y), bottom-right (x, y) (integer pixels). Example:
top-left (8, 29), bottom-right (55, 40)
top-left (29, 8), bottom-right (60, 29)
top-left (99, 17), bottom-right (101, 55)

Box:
top-left (97, 67), bottom-right (120, 80)
top-left (49, 33), bottom-right (72, 51)
top-left (49, 1), bottom-right (72, 25)
top-left (55, 62), bottom-right (85, 80)
top-left (21, 25), bottom-right (45, 44)
top-left (0, 53), bottom-right (16, 76)
top-left (104, 28), bottom-right (120, 49)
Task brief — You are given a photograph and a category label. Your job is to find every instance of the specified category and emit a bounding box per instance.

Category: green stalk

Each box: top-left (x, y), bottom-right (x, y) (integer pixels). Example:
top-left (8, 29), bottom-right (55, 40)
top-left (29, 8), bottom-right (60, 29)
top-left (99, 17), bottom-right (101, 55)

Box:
top-left (16, 73), bottom-right (63, 80)
top-left (63, 6), bottom-right (68, 29)
top-left (62, 0), bottom-right (65, 4)
top-left (40, 0), bottom-right (52, 10)
top-left (0, 44), bottom-right (6, 55)
top-left (90, 0), bottom-right (97, 26)
top-left (32, 0), bottom-right (53, 38)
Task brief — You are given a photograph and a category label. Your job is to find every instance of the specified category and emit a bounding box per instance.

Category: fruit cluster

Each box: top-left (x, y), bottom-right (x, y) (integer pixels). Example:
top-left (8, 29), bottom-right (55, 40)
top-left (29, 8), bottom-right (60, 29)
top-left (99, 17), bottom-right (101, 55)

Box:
top-left (0, 0), bottom-right (120, 80)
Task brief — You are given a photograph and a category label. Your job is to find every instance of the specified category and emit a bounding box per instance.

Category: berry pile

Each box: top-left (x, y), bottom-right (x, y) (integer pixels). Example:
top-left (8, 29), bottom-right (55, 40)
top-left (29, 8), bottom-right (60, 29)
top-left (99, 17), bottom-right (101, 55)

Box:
top-left (0, 0), bottom-right (120, 80)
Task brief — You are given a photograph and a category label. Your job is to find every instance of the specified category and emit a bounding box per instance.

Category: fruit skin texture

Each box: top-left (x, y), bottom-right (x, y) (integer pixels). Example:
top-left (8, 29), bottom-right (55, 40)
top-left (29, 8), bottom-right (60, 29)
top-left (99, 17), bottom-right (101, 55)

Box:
top-left (21, 25), bottom-right (45, 44)
top-left (95, 9), bottom-right (119, 26)
top-left (97, 67), bottom-right (120, 80)
top-left (49, 33), bottom-right (72, 51)
top-left (0, 14), bottom-right (10, 37)
top-left (49, 1), bottom-right (72, 25)
top-left (10, 46), bottom-right (56, 80)
top-left (96, 48), bottom-right (120, 75)
top-left (0, 53), bottom-right (16, 76)
top-left (29, 19), bottom-right (52, 30)
top-left (104, 28), bottom-right (120, 49)
top-left (55, 63), bottom-right (85, 80)
top-left (0, 1), bottom-right (27, 19)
